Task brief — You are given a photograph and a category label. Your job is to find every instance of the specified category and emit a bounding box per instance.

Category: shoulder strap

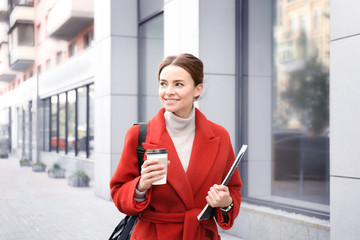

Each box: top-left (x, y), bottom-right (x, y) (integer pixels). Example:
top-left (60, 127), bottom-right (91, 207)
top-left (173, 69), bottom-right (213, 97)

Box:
top-left (136, 123), bottom-right (147, 174)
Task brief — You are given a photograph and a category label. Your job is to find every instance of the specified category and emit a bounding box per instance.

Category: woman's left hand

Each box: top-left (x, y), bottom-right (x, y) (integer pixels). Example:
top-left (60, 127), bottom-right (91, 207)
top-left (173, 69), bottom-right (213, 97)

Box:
top-left (206, 184), bottom-right (233, 208)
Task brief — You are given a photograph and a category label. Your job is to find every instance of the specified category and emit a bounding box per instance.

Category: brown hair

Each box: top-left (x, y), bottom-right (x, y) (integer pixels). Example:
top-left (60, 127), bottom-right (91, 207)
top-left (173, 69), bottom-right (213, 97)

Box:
top-left (158, 53), bottom-right (204, 86)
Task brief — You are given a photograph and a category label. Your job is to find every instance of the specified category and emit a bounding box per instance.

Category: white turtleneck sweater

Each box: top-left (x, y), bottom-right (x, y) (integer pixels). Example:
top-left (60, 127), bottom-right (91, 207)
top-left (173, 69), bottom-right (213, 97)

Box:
top-left (134, 107), bottom-right (196, 202)
top-left (164, 107), bottom-right (196, 172)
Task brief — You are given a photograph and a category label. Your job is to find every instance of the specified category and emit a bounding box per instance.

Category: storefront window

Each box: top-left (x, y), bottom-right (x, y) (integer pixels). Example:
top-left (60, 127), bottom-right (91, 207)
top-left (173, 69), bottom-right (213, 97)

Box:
top-left (272, 0), bottom-right (329, 205)
top-left (88, 84), bottom-right (94, 157)
top-left (77, 87), bottom-right (87, 156)
top-left (240, 0), bottom-right (329, 218)
top-left (43, 98), bottom-right (50, 151)
top-left (51, 96), bottom-right (58, 152)
top-left (43, 84), bottom-right (93, 157)
top-left (59, 93), bottom-right (66, 152)
top-left (67, 90), bottom-right (76, 154)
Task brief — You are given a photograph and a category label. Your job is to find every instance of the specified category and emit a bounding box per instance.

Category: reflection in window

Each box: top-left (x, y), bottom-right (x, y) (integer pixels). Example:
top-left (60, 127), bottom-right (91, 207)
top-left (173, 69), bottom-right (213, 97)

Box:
top-left (18, 24), bottom-right (34, 46)
top-left (273, 0), bottom-right (329, 205)
top-left (77, 87), bottom-right (87, 156)
top-left (139, 13), bottom-right (164, 121)
top-left (67, 90), bottom-right (76, 154)
top-left (89, 85), bottom-right (94, 156)
top-left (43, 98), bottom-right (50, 151)
top-left (59, 93), bottom-right (66, 152)
top-left (51, 96), bottom-right (58, 152)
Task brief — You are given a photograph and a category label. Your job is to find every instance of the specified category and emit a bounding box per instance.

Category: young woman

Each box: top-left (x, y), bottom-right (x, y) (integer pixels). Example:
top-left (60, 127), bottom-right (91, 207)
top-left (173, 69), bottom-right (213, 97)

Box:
top-left (110, 53), bottom-right (242, 239)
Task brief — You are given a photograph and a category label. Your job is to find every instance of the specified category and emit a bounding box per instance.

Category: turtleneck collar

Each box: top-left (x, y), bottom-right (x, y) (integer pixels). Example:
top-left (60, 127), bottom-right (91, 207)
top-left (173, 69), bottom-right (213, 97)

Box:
top-left (164, 106), bottom-right (196, 135)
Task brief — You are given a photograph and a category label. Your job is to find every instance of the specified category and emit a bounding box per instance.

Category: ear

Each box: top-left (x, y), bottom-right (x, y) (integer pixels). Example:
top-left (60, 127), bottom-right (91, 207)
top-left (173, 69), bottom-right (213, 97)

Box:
top-left (194, 83), bottom-right (204, 99)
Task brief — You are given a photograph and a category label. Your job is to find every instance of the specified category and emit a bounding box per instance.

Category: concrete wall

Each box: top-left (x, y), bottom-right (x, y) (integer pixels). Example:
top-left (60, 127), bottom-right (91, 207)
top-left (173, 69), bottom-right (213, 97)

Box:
top-left (93, 0), bottom-right (138, 200)
top-left (220, 203), bottom-right (330, 240)
top-left (330, 0), bottom-right (360, 239)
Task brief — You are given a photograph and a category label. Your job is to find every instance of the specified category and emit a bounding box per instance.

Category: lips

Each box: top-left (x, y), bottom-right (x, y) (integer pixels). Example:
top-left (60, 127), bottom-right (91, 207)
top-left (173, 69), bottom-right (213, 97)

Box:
top-left (165, 98), bottom-right (179, 103)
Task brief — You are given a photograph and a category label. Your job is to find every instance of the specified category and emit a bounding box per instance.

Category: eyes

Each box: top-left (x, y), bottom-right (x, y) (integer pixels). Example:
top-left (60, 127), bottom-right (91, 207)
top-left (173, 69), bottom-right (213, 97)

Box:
top-left (159, 81), bottom-right (184, 87)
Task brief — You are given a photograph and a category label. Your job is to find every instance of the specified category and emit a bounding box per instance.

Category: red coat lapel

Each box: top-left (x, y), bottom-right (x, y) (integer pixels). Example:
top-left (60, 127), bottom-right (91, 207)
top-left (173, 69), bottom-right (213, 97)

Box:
top-left (142, 109), bottom-right (195, 209)
top-left (186, 109), bottom-right (220, 195)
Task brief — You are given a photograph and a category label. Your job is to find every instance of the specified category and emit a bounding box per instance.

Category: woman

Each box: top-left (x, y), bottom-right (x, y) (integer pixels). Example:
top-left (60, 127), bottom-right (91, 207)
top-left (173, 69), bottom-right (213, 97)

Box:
top-left (110, 53), bottom-right (242, 239)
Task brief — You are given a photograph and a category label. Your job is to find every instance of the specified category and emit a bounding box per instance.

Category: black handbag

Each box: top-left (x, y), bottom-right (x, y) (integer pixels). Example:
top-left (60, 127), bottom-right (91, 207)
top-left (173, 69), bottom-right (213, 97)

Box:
top-left (109, 123), bottom-right (147, 240)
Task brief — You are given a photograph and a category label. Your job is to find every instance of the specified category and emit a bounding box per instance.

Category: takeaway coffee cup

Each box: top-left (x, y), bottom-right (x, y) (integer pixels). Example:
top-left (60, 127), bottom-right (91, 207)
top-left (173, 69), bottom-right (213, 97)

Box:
top-left (146, 148), bottom-right (168, 185)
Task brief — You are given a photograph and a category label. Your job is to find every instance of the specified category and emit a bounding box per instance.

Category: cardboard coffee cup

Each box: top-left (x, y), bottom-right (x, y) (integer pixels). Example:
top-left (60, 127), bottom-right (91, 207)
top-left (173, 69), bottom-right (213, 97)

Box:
top-left (146, 149), bottom-right (168, 185)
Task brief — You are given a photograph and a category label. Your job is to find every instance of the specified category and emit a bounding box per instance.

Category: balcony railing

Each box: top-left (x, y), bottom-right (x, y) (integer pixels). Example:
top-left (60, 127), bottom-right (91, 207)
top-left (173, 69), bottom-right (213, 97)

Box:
top-left (9, 4), bottom-right (34, 28)
top-left (9, 45), bottom-right (35, 71)
top-left (47, 0), bottom-right (93, 41)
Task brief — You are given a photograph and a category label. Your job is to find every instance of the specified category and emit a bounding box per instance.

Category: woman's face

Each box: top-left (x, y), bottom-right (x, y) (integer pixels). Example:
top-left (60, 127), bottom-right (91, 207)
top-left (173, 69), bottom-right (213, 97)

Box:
top-left (159, 65), bottom-right (203, 118)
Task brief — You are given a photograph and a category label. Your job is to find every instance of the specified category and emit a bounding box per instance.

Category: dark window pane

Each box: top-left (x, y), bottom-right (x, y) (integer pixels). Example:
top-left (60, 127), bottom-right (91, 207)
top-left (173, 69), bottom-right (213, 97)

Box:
top-left (89, 84), bottom-right (94, 157)
top-left (77, 87), bottom-right (87, 156)
top-left (43, 98), bottom-right (50, 151)
top-left (67, 90), bottom-right (76, 154)
top-left (51, 96), bottom-right (57, 151)
top-left (59, 93), bottom-right (66, 152)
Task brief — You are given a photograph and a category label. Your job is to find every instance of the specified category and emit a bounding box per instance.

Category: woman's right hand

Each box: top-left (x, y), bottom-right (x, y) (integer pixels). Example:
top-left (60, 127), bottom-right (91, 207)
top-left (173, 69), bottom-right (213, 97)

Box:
top-left (137, 159), bottom-right (167, 192)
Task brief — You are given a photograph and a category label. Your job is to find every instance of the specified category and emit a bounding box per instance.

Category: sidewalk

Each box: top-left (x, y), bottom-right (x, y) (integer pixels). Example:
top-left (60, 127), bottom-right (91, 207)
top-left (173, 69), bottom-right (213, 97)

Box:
top-left (0, 156), bottom-right (123, 240)
top-left (0, 156), bottom-right (241, 240)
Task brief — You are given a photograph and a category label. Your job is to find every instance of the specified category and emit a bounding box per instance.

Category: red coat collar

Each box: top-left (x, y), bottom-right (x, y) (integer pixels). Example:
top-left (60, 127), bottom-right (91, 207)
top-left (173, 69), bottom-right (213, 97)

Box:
top-left (142, 108), bottom-right (220, 209)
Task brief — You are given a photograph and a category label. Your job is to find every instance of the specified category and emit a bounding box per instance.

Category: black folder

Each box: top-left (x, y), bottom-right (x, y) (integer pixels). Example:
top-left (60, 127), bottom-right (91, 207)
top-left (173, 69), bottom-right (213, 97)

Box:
top-left (197, 144), bottom-right (248, 221)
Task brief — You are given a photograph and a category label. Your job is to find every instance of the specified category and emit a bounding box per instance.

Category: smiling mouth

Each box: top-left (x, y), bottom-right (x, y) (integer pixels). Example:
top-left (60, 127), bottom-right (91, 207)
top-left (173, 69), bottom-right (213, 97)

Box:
top-left (165, 99), bottom-right (179, 102)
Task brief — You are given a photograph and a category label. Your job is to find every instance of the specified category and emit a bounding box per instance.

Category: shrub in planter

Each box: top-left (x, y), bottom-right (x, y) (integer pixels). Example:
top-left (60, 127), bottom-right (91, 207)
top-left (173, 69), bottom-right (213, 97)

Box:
top-left (32, 162), bottom-right (46, 172)
top-left (68, 170), bottom-right (90, 187)
top-left (20, 159), bottom-right (32, 167)
top-left (48, 163), bottom-right (66, 178)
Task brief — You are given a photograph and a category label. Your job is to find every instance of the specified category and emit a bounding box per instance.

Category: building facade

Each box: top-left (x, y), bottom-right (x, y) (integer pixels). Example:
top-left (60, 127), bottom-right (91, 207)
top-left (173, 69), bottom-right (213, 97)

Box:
top-left (0, 0), bottom-right (358, 239)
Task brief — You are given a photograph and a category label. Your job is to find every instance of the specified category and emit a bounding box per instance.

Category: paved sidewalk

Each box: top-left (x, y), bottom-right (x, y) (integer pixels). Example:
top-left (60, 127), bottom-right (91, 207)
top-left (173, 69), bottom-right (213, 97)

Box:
top-left (0, 157), bottom-right (123, 240)
top-left (0, 156), bottom-right (241, 240)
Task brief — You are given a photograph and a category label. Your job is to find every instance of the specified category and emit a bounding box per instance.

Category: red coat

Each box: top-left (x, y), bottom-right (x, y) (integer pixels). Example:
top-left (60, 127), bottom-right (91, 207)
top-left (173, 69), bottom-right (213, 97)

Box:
top-left (110, 108), bottom-right (242, 240)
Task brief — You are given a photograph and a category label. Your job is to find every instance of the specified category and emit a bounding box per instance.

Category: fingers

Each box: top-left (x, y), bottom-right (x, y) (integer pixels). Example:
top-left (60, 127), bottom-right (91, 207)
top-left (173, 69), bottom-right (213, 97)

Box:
top-left (205, 184), bottom-right (232, 208)
top-left (137, 159), bottom-right (167, 192)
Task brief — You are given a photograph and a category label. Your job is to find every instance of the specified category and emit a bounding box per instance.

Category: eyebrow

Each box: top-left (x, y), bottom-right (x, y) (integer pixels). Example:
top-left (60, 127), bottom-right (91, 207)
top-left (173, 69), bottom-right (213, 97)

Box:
top-left (159, 79), bottom-right (186, 83)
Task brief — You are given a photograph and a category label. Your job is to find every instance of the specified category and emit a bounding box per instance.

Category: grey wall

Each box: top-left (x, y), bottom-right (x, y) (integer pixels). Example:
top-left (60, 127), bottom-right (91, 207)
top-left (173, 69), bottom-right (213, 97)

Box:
top-left (330, 0), bottom-right (360, 239)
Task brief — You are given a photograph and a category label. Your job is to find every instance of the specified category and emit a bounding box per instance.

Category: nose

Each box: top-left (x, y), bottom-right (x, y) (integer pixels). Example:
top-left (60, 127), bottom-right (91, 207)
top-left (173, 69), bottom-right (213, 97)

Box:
top-left (165, 84), bottom-right (175, 95)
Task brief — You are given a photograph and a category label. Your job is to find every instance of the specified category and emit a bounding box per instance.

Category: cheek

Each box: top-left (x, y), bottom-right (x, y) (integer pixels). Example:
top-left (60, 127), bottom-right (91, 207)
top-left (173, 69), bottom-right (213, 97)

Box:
top-left (158, 88), bottom-right (164, 98)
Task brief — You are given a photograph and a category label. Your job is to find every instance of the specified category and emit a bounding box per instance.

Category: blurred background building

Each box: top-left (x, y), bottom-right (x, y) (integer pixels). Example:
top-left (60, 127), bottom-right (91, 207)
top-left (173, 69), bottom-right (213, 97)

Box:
top-left (0, 0), bottom-right (358, 239)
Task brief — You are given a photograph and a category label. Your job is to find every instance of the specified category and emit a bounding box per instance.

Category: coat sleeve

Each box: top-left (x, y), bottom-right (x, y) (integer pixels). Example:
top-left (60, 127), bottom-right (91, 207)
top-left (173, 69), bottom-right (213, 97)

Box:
top-left (214, 135), bottom-right (242, 230)
top-left (109, 125), bottom-right (152, 216)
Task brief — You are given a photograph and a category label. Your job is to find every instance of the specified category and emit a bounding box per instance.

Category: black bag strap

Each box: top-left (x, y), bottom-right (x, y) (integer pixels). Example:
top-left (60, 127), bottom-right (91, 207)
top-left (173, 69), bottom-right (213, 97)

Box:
top-left (135, 123), bottom-right (147, 174)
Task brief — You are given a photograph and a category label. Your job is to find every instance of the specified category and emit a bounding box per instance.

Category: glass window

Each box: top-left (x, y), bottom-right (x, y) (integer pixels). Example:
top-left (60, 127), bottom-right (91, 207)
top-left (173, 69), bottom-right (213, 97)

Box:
top-left (50, 95), bottom-right (58, 152)
top-left (43, 98), bottom-right (50, 151)
top-left (138, 13), bottom-right (164, 121)
top-left (273, 0), bottom-right (329, 205)
top-left (57, 52), bottom-right (63, 64)
top-left (89, 84), bottom-right (94, 157)
top-left (69, 43), bottom-right (77, 57)
top-left (77, 87), bottom-right (87, 156)
top-left (84, 31), bottom-right (94, 48)
top-left (18, 24), bottom-right (34, 46)
top-left (240, 0), bottom-right (329, 218)
top-left (59, 93), bottom-right (66, 152)
top-left (67, 90), bottom-right (76, 154)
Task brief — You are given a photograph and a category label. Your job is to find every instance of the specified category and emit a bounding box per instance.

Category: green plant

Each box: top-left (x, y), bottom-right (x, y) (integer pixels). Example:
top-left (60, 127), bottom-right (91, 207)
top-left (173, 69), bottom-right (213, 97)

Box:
top-left (53, 163), bottom-right (62, 170)
top-left (47, 163), bottom-right (66, 178)
top-left (72, 170), bottom-right (89, 179)
top-left (33, 162), bottom-right (46, 167)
